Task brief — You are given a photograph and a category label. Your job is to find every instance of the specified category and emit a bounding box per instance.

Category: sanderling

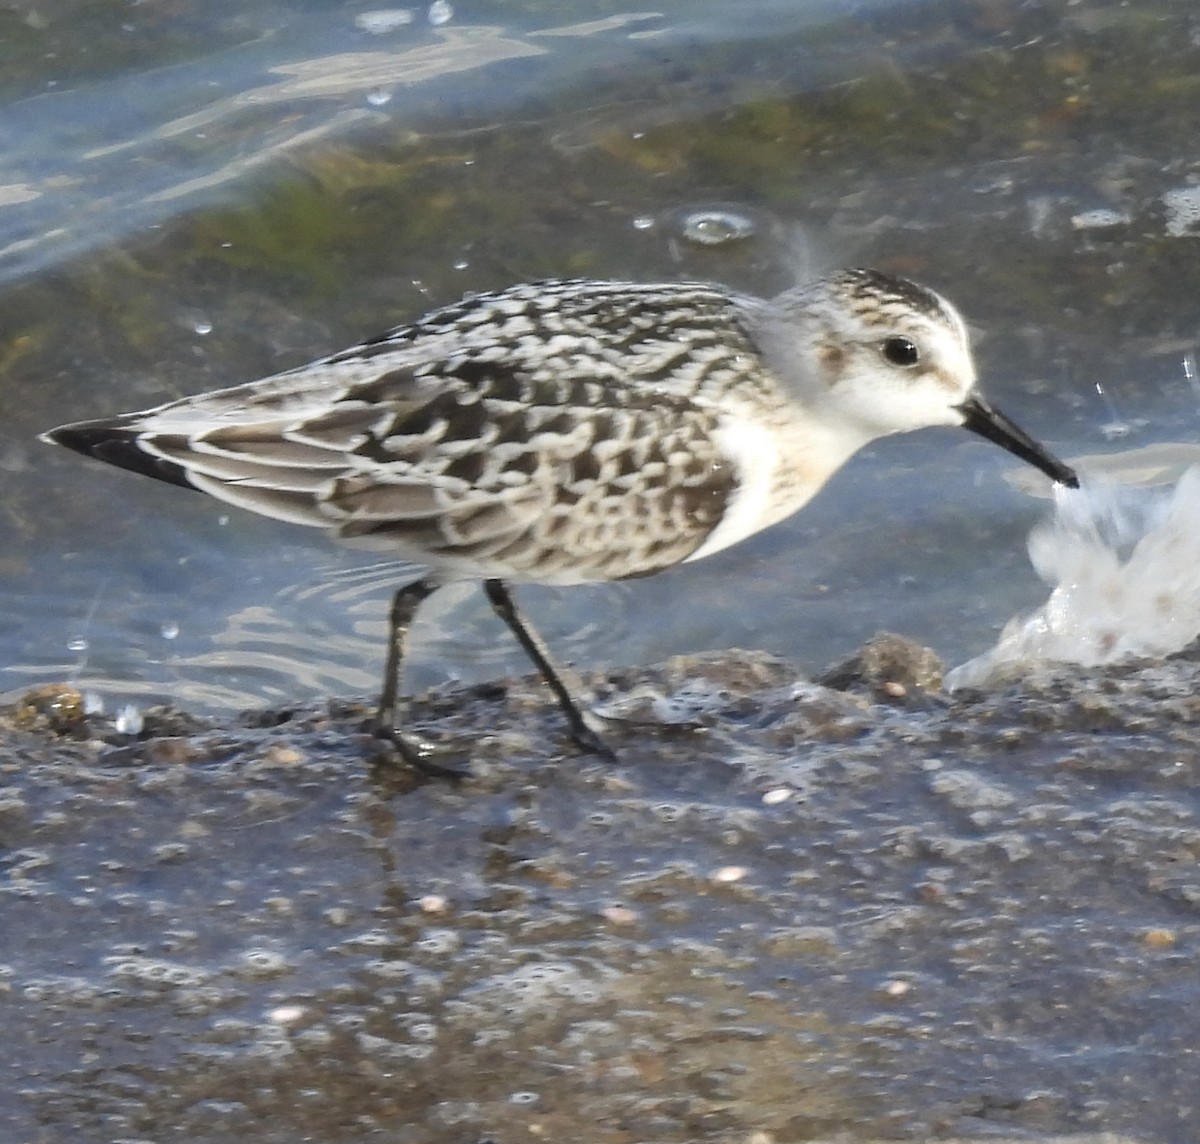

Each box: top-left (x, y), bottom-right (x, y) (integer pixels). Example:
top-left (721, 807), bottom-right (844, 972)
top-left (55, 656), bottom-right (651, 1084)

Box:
top-left (43, 270), bottom-right (1078, 776)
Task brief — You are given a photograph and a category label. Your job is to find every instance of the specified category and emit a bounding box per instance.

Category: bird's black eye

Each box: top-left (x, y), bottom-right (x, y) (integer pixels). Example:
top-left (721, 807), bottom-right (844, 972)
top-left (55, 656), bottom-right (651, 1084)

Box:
top-left (881, 336), bottom-right (920, 367)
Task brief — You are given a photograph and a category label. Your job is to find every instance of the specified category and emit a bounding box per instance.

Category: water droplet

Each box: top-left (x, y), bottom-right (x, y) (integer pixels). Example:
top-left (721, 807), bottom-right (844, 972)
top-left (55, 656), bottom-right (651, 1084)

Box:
top-left (366, 88), bottom-right (393, 107)
top-left (679, 208), bottom-right (756, 246)
top-left (115, 705), bottom-right (144, 736)
top-left (83, 691), bottom-right (104, 715)
top-left (632, 215), bottom-right (655, 231)
top-left (427, 0), bottom-right (452, 25)
top-left (161, 620), bottom-right (179, 641)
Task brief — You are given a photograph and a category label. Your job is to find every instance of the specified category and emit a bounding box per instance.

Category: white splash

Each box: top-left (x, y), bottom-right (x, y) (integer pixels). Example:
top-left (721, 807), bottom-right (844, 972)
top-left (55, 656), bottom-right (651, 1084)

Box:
top-left (949, 468), bottom-right (1200, 688)
top-left (114, 704), bottom-right (144, 736)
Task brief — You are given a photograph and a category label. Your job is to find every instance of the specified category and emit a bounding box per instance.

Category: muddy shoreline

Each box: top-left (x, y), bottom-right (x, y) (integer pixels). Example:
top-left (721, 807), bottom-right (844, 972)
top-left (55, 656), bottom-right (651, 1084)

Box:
top-left (2, 638), bottom-right (1197, 1141)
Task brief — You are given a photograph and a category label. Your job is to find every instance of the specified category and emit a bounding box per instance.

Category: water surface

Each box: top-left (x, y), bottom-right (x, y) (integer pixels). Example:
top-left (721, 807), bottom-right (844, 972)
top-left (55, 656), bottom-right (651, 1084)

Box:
top-left (3, 0), bottom-right (1198, 715)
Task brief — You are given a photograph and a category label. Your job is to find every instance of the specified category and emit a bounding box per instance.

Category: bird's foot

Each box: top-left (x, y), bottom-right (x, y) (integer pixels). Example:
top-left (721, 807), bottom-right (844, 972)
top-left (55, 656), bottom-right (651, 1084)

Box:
top-left (587, 692), bottom-right (707, 736)
top-left (371, 723), bottom-right (469, 782)
top-left (567, 710), bottom-right (619, 764)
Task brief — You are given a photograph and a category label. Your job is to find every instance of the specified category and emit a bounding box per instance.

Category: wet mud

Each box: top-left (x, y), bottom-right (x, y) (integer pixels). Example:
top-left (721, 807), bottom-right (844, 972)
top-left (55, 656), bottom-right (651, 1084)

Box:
top-left (1, 636), bottom-right (1197, 1142)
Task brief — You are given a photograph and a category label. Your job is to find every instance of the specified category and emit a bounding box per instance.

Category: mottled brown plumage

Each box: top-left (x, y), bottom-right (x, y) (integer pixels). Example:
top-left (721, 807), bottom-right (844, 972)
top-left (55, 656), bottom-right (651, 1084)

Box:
top-left (43, 271), bottom-right (1077, 776)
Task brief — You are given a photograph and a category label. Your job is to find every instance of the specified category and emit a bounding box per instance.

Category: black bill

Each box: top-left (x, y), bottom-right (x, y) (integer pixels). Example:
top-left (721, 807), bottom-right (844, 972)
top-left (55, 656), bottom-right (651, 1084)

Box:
top-left (957, 394), bottom-right (1079, 488)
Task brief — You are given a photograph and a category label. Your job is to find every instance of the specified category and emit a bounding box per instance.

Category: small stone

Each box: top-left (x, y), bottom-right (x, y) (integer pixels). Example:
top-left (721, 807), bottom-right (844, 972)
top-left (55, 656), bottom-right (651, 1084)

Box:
top-left (711, 865), bottom-right (747, 884)
top-left (262, 744), bottom-right (303, 767)
top-left (1142, 928), bottom-right (1176, 948)
top-left (10, 684), bottom-right (85, 733)
top-left (268, 1004), bottom-right (307, 1024)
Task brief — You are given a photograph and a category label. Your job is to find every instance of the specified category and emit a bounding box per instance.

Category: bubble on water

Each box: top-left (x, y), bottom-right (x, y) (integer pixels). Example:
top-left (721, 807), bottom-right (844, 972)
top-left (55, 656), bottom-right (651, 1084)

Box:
top-left (414, 928), bottom-right (460, 955)
top-left (342, 928), bottom-right (396, 950)
top-left (355, 9), bottom-right (414, 34)
top-left (427, 0), bottom-right (452, 26)
top-left (66, 637), bottom-right (88, 653)
top-left (452, 259), bottom-right (469, 271)
top-left (363, 958), bottom-right (417, 980)
top-left (22, 976), bottom-right (102, 1005)
top-left (366, 88), bottom-right (393, 107)
top-left (237, 948), bottom-right (292, 979)
top-left (160, 620), bottom-right (179, 640)
top-left (192, 318), bottom-right (213, 336)
top-left (246, 1024), bottom-right (296, 1061)
top-left (295, 1026), bottom-right (333, 1048)
top-left (632, 215), bottom-right (655, 231)
top-left (459, 961), bottom-right (613, 1017)
top-left (679, 207), bottom-right (756, 246)
top-left (510, 1091), bottom-right (540, 1105)
top-left (105, 956), bottom-right (210, 987)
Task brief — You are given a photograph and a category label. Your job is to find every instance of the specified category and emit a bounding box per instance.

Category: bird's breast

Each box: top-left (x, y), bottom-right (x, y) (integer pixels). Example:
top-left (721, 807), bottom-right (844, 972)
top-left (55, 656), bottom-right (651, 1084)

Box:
top-left (685, 405), bottom-right (865, 564)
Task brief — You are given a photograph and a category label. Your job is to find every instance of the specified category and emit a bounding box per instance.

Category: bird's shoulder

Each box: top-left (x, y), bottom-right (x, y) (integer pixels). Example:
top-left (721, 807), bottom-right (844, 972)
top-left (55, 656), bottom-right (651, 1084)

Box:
top-left (341, 278), bottom-right (752, 356)
top-left (173, 279), bottom-right (765, 439)
top-left (319, 278), bottom-right (760, 396)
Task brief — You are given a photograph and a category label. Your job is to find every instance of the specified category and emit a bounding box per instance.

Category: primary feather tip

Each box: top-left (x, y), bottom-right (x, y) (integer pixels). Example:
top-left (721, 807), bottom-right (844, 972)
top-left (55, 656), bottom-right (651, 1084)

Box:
top-left (42, 417), bottom-right (193, 490)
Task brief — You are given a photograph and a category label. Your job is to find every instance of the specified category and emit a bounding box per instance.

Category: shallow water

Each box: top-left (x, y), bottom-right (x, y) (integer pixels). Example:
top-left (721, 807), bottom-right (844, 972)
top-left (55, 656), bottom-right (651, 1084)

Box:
top-left (7, 4), bottom-right (1200, 1141)
top-left (4, 0), bottom-right (1200, 715)
top-left (3, 647), bottom-right (1199, 1141)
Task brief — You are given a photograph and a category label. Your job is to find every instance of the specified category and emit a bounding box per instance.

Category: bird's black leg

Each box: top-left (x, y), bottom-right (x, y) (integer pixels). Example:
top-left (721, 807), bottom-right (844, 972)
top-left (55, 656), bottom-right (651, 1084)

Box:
top-left (482, 578), bottom-right (615, 761)
top-left (373, 578), bottom-right (465, 780)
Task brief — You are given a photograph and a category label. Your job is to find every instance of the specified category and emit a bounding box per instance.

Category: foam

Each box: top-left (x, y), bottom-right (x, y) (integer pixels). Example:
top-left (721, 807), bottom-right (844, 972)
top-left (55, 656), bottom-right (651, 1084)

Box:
top-left (949, 468), bottom-right (1200, 688)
